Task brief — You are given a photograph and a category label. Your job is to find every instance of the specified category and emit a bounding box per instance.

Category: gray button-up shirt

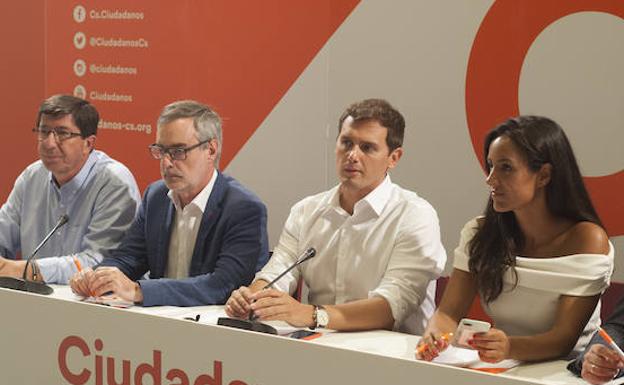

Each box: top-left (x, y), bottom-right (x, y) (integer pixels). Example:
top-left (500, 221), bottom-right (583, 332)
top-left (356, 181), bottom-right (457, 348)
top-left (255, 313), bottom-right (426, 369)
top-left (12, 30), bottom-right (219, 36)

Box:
top-left (0, 150), bottom-right (141, 283)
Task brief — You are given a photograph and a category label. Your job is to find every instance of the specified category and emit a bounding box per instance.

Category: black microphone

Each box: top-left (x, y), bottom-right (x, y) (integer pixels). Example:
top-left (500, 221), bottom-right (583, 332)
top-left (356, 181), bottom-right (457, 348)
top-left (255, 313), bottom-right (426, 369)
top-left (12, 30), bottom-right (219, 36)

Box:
top-left (259, 247), bottom-right (316, 290)
top-left (217, 247), bottom-right (316, 334)
top-left (0, 214), bottom-right (69, 295)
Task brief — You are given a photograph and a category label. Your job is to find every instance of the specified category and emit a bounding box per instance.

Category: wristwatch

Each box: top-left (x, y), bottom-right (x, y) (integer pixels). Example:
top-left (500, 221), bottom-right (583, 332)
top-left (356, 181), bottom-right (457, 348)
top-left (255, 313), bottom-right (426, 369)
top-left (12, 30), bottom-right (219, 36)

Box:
top-left (313, 305), bottom-right (329, 329)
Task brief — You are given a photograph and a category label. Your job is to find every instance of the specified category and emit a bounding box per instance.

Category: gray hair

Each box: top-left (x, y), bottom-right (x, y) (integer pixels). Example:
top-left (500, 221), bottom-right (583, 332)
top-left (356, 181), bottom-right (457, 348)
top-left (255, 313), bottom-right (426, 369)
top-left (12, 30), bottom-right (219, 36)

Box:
top-left (157, 100), bottom-right (223, 167)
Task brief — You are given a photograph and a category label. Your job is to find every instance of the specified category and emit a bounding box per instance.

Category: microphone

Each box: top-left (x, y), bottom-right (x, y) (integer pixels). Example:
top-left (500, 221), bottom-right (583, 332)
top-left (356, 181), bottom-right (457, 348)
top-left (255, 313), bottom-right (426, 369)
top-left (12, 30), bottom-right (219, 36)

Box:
top-left (0, 214), bottom-right (69, 295)
top-left (217, 247), bottom-right (316, 334)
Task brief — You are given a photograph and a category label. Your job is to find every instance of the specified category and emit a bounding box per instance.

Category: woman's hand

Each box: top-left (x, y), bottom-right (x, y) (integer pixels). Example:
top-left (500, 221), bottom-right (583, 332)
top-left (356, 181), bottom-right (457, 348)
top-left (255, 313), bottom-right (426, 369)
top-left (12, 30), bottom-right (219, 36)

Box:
top-left (470, 328), bottom-right (511, 363)
top-left (416, 333), bottom-right (451, 361)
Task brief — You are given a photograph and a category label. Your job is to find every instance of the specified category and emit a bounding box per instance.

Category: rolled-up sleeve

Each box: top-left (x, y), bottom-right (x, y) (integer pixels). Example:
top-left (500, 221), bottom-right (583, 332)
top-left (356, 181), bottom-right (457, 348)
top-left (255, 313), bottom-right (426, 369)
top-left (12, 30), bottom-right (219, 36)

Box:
top-left (369, 203), bottom-right (446, 328)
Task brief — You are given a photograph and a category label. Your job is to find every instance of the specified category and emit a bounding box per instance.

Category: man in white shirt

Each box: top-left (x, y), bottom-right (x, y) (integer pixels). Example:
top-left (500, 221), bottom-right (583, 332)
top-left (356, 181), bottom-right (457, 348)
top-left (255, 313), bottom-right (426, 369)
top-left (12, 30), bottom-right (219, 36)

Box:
top-left (225, 98), bottom-right (446, 334)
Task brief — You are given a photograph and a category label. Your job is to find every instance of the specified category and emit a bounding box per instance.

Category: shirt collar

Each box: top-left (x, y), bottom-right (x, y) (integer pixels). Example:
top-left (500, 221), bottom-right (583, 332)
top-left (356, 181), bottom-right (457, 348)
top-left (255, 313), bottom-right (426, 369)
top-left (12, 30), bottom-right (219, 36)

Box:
top-left (168, 169), bottom-right (218, 212)
top-left (328, 174), bottom-right (392, 217)
top-left (355, 174), bottom-right (392, 216)
top-left (49, 151), bottom-right (98, 195)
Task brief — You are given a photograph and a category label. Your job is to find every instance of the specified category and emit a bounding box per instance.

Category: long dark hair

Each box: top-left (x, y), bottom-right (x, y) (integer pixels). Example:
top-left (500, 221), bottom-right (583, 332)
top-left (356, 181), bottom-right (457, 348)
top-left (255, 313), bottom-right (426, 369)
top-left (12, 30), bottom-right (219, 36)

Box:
top-left (468, 116), bottom-right (603, 303)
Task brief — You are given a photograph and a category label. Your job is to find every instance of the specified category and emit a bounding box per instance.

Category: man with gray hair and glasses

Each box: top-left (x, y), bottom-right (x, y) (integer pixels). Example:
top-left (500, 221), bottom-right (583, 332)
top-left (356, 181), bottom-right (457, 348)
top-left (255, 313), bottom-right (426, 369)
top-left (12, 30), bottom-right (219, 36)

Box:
top-left (0, 94), bottom-right (140, 284)
top-left (70, 100), bottom-right (269, 306)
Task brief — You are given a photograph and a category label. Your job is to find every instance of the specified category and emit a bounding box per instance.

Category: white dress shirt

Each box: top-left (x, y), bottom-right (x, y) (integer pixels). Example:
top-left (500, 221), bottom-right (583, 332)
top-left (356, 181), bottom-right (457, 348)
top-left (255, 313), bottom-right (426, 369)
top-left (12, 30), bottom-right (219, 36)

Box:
top-left (165, 171), bottom-right (217, 279)
top-left (255, 175), bottom-right (447, 334)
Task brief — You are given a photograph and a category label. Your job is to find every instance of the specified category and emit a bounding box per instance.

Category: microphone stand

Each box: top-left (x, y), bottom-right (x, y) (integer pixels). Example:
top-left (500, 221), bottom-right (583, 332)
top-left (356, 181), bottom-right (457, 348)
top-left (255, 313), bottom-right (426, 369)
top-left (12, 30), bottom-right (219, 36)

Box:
top-left (218, 247), bottom-right (316, 334)
top-left (0, 215), bottom-right (69, 295)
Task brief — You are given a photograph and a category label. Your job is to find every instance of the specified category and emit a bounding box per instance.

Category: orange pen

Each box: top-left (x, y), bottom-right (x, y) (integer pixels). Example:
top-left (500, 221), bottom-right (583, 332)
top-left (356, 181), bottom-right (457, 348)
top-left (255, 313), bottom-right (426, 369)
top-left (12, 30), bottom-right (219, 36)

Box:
top-left (598, 328), bottom-right (624, 359)
top-left (417, 332), bottom-right (453, 356)
top-left (73, 256), bottom-right (94, 297)
top-left (73, 257), bottom-right (83, 272)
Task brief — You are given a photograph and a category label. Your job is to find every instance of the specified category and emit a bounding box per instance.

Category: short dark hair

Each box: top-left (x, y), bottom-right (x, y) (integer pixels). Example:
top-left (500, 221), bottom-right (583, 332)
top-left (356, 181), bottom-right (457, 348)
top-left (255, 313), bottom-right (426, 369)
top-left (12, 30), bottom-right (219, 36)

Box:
top-left (469, 116), bottom-right (603, 303)
top-left (338, 99), bottom-right (405, 152)
top-left (36, 94), bottom-right (99, 137)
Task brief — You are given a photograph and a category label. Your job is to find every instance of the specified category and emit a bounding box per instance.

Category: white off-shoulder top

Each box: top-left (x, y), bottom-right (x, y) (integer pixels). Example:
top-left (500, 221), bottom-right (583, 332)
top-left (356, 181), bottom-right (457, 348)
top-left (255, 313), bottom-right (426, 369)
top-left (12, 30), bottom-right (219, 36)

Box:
top-left (453, 217), bottom-right (614, 354)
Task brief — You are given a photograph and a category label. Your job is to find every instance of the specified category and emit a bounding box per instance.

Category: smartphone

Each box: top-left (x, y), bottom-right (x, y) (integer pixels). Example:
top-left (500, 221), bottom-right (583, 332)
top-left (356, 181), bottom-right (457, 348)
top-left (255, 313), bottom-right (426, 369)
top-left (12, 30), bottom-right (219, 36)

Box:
top-left (451, 318), bottom-right (491, 349)
top-left (289, 330), bottom-right (321, 340)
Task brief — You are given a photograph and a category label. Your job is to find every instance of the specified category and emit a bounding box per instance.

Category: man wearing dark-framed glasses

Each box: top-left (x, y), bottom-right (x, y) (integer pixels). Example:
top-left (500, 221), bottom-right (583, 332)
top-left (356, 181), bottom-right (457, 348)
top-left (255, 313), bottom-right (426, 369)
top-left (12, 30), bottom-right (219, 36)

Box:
top-left (0, 94), bottom-right (140, 284)
top-left (70, 100), bottom-right (269, 307)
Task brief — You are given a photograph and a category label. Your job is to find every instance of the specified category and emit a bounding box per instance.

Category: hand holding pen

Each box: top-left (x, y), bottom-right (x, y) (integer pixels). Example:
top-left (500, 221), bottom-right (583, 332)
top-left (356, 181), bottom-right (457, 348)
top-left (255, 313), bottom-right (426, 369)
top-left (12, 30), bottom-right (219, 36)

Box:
top-left (416, 332), bottom-right (452, 361)
top-left (69, 256), bottom-right (95, 297)
top-left (582, 328), bottom-right (624, 385)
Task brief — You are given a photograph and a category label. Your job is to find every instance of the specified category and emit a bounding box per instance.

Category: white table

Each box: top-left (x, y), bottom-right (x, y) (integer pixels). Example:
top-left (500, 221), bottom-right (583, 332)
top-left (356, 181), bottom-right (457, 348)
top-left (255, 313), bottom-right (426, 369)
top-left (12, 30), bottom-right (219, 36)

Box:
top-left (0, 285), bottom-right (595, 385)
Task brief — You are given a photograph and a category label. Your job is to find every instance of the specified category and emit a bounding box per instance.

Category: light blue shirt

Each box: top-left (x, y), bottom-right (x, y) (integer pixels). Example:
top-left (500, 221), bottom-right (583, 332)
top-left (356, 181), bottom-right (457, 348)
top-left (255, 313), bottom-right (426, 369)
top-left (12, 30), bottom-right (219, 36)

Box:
top-left (0, 150), bottom-right (141, 283)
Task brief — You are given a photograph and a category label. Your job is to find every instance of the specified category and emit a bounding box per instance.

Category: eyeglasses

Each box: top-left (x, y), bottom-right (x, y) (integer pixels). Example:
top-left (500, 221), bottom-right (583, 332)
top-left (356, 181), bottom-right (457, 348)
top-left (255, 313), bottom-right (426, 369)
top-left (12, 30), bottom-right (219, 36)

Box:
top-left (148, 139), bottom-right (210, 161)
top-left (33, 127), bottom-right (83, 142)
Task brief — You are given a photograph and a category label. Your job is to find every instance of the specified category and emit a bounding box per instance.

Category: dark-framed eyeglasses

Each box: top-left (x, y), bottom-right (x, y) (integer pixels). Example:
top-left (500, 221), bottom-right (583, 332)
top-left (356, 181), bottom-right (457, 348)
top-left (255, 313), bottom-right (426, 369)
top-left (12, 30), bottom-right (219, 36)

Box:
top-left (148, 139), bottom-right (210, 161)
top-left (33, 127), bottom-right (83, 142)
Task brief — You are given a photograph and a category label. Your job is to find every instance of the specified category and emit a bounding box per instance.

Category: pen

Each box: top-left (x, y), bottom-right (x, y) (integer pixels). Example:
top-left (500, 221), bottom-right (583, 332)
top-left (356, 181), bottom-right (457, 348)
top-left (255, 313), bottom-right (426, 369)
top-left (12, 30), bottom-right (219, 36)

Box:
top-left (417, 332), bottom-right (452, 355)
top-left (598, 328), bottom-right (624, 358)
top-left (73, 256), bottom-right (94, 297)
top-left (73, 257), bottom-right (83, 272)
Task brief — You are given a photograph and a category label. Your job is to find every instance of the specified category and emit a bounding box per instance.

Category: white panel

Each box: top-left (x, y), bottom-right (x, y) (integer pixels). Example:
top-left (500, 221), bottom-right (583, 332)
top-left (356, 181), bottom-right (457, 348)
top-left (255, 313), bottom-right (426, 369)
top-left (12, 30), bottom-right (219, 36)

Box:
top-left (226, 47), bottom-right (332, 246)
top-left (1, 287), bottom-right (586, 384)
top-left (520, 12), bottom-right (624, 177)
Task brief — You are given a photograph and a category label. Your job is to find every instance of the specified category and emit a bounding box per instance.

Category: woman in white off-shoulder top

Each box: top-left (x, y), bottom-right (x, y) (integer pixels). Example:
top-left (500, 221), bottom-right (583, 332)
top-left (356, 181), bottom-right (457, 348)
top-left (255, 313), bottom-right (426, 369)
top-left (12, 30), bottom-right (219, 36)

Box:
top-left (416, 116), bottom-right (613, 363)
